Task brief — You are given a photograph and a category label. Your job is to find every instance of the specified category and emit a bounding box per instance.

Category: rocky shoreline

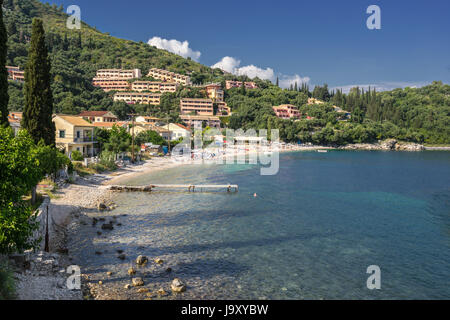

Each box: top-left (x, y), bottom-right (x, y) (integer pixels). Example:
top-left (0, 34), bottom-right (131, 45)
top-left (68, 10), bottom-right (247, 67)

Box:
top-left (10, 158), bottom-right (181, 300)
top-left (338, 139), bottom-right (425, 151)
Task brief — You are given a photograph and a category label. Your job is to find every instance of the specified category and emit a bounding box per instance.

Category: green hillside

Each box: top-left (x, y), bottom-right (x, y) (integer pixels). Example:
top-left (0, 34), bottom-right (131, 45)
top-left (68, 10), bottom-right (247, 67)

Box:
top-left (3, 0), bottom-right (450, 144)
top-left (3, 0), bottom-right (227, 114)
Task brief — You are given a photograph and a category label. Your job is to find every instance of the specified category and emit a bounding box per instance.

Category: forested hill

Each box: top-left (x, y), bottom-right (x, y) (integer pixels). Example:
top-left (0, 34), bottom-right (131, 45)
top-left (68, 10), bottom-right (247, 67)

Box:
top-left (3, 0), bottom-right (223, 113)
top-left (3, 0), bottom-right (450, 145)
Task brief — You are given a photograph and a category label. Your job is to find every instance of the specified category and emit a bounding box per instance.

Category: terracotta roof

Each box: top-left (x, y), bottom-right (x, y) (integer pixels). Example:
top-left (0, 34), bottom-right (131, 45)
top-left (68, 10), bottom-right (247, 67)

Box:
top-left (174, 123), bottom-right (191, 131)
top-left (93, 122), bottom-right (128, 128)
top-left (56, 115), bottom-right (95, 127)
top-left (79, 110), bottom-right (117, 117)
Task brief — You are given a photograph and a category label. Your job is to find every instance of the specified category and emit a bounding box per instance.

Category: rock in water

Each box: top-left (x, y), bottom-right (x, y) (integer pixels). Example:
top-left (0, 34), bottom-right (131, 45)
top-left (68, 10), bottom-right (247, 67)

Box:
top-left (171, 278), bottom-right (186, 293)
top-left (101, 223), bottom-right (113, 230)
top-left (154, 258), bottom-right (163, 264)
top-left (157, 288), bottom-right (168, 296)
top-left (98, 203), bottom-right (108, 211)
top-left (128, 267), bottom-right (136, 275)
top-left (132, 277), bottom-right (144, 287)
top-left (117, 253), bottom-right (126, 260)
top-left (136, 255), bottom-right (148, 266)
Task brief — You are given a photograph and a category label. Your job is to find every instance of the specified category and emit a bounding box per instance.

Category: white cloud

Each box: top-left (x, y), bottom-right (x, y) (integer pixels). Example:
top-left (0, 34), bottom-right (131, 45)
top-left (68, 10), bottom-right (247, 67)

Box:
top-left (278, 74), bottom-right (310, 89)
top-left (211, 56), bottom-right (309, 88)
top-left (235, 64), bottom-right (274, 81)
top-left (331, 81), bottom-right (428, 93)
top-left (147, 36), bottom-right (201, 61)
top-left (211, 56), bottom-right (241, 73)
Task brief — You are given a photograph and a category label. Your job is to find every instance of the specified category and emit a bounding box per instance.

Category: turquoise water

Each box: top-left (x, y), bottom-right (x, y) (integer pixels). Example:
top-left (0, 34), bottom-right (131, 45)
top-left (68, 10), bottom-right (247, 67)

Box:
top-left (69, 151), bottom-right (450, 299)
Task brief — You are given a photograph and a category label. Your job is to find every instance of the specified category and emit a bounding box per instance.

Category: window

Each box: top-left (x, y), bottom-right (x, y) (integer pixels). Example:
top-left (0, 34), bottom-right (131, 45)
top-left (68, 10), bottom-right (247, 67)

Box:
top-left (76, 131), bottom-right (80, 138)
top-left (59, 130), bottom-right (65, 138)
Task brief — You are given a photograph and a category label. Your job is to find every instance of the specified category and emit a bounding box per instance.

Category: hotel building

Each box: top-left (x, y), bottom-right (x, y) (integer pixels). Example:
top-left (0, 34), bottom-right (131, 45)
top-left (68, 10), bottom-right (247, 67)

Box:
top-left (225, 80), bottom-right (258, 90)
top-left (180, 98), bottom-right (214, 115)
top-left (180, 115), bottom-right (221, 129)
top-left (92, 78), bottom-right (131, 92)
top-left (147, 68), bottom-right (191, 85)
top-left (92, 68), bottom-right (141, 92)
top-left (95, 68), bottom-right (141, 79)
top-left (204, 83), bottom-right (224, 102)
top-left (6, 66), bottom-right (25, 82)
top-left (272, 104), bottom-right (301, 119)
top-left (113, 92), bottom-right (162, 105)
top-left (131, 81), bottom-right (179, 93)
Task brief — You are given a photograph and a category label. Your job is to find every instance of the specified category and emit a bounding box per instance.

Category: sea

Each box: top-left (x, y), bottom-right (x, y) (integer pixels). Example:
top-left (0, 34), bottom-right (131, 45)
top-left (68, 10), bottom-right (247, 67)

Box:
top-left (67, 150), bottom-right (450, 299)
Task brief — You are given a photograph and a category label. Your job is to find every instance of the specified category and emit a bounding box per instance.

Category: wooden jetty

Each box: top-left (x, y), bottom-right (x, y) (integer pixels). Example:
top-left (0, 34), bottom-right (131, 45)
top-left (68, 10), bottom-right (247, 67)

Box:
top-left (108, 184), bottom-right (239, 193)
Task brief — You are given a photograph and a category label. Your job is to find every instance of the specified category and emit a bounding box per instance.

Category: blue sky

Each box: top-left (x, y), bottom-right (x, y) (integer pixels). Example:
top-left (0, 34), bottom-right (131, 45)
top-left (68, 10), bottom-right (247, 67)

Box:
top-left (48, 0), bottom-right (450, 91)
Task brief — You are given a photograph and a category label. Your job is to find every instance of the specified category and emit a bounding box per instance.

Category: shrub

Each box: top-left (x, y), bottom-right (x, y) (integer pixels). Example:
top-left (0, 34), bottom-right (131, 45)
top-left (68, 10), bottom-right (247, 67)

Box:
top-left (99, 151), bottom-right (117, 171)
top-left (71, 150), bottom-right (84, 161)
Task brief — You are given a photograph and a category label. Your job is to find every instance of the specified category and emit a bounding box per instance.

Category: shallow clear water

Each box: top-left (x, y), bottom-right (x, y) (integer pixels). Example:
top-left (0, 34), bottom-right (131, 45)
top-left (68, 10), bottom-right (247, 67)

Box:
top-left (68, 151), bottom-right (450, 299)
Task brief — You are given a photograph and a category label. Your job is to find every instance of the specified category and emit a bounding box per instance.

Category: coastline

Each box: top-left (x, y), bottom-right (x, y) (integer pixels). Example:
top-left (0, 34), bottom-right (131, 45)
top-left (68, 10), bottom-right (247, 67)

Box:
top-left (12, 144), bottom-right (449, 300)
top-left (12, 157), bottom-right (182, 300)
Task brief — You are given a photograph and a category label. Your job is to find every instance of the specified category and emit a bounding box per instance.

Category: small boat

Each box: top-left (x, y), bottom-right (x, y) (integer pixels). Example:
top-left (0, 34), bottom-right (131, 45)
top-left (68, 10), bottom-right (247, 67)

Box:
top-left (317, 150), bottom-right (328, 153)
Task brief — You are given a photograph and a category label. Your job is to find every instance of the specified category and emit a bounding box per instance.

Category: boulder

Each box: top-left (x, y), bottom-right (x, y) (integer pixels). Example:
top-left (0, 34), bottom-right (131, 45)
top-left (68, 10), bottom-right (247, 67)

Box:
top-left (157, 288), bottom-right (168, 296)
top-left (132, 277), bottom-right (144, 287)
top-left (137, 288), bottom-right (149, 293)
top-left (171, 278), bottom-right (186, 293)
top-left (98, 203), bottom-right (108, 211)
top-left (380, 139), bottom-right (397, 150)
top-left (136, 255), bottom-right (148, 266)
top-left (128, 267), bottom-right (136, 275)
top-left (101, 223), bottom-right (114, 230)
top-left (154, 258), bottom-right (163, 264)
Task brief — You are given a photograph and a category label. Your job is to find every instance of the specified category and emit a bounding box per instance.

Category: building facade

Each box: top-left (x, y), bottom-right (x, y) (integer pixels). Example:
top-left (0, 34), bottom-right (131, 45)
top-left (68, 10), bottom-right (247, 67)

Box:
top-left (6, 66), bottom-right (25, 82)
top-left (95, 68), bottom-right (141, 79)
top-left (147, 68), bottom-right (191, 85)
top-left (131, 81), bottom-right (179, 93)
top-left (79, 111), bottom-right (118, 123)
top-left (272, 104), bottom-right (301, 119)
top-left (53, 115), bottom-right (97, 157)
top-left (113, 92), bottom-right (162, 105)
top-left (225, 80), bottom-right (258, 90)
top-left (92, 78), bottom-right (131, 92)
top-left (135, 116), bottom-right (161, 125)
top-left (180, 98), bottom-right (214, 115)
top-left (180, 115), bottom-right (221, 129)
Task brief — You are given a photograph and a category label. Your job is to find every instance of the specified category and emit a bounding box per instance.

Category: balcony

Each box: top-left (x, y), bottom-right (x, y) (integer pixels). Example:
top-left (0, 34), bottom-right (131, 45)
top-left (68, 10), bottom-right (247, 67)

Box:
top-left (74, 137), bottom-right (96, 143)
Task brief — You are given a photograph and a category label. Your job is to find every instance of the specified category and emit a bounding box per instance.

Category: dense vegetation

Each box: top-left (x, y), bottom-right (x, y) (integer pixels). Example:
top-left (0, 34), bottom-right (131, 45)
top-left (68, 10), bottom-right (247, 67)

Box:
top-left (3, 0), bottom-right (449, 145)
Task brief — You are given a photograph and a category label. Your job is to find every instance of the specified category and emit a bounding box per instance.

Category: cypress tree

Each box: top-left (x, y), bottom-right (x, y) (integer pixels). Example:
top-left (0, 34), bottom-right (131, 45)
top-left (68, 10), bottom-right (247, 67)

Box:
top-left (22, 18), bottom-right (55, 146)
top-left (0, 0), bottom-right (9, 127)
top-left (276, 77), bottom-right (279, 87)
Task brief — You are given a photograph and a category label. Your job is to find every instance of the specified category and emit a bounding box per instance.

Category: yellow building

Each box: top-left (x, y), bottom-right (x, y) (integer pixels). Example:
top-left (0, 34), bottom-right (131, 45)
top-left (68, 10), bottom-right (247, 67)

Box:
top-left (131, 81), bottom-right (179, 93)
top-left (113, 92), bottom-right (162, 105)
top-left (147, 68), bottom-right (191, 85)
top-left (53, 115), bottom-right (97, 157)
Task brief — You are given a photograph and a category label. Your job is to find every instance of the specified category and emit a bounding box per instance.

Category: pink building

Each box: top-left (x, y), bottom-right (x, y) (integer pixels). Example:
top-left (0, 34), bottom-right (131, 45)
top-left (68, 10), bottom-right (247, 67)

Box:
top-left (272, 104), bottom-right (301, 119)
top-left (225, 80), bottom-right (258, 90)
